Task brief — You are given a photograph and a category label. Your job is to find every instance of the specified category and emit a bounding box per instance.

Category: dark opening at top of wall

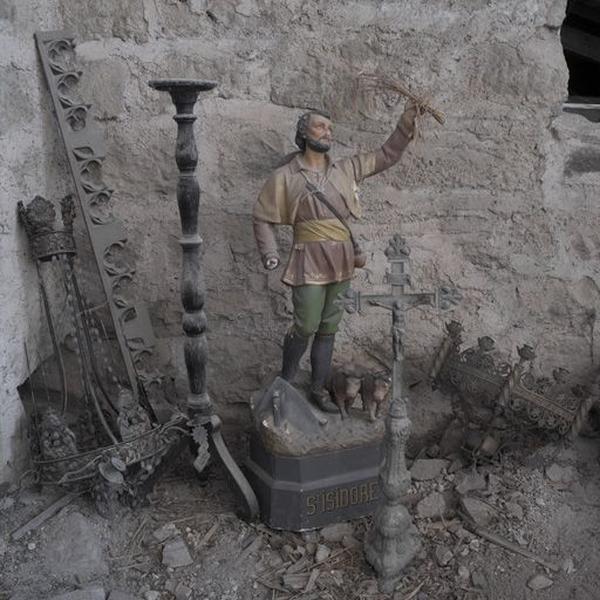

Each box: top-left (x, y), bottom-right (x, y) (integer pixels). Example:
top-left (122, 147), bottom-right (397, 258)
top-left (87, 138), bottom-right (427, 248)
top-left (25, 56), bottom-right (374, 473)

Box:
top-left (561, 0), bottom-right (600, 121)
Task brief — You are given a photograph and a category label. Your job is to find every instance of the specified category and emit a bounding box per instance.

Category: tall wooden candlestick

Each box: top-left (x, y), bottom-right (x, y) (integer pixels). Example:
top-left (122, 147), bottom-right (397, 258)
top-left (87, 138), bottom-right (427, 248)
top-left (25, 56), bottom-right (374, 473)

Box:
top-left (149, 79), bottom-right (258, 519)
top-left (149, 79), bottom-right (215, 417)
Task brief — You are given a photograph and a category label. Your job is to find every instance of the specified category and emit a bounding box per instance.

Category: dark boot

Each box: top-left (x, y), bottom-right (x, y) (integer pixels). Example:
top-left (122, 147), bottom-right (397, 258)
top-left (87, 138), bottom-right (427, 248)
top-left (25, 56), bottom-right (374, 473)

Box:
top-left (281, 329), bottom-right (310, 382)
top-left (310, 333), bottom-right (339, 413)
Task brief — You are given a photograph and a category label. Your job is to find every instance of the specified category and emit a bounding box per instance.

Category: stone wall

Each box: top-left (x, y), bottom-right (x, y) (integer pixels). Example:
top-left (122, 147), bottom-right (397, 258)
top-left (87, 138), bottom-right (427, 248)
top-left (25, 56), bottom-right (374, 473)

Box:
top-left (2, 0), bottom-right (599, 482)
top-left (0, 3), bottom-right (68, 483)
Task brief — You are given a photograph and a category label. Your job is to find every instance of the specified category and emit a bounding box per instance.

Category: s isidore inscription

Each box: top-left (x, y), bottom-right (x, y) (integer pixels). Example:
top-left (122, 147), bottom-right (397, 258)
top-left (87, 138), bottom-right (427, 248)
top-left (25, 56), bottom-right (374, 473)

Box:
top-left (305, 480), bottom-right (379, 516)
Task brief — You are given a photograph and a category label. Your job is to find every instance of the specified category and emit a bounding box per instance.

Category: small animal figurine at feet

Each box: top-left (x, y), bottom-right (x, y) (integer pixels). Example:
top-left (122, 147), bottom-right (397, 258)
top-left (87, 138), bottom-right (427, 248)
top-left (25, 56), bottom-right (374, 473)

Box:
top-left (361, 372), bottom-right (391, 422)
top-left (328, 368), bottom-right (362, 419)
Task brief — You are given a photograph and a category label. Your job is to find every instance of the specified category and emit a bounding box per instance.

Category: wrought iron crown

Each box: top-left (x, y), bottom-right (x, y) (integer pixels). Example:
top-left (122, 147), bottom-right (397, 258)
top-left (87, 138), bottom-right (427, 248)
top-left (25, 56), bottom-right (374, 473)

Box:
top-left (18, 194), bottom-right (76, 261)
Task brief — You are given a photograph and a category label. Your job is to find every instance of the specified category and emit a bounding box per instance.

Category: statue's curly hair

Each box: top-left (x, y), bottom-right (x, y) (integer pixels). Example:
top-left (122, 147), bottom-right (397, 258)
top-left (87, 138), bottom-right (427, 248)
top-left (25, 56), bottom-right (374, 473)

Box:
top-left (294, 109), bottom-right (331, 151)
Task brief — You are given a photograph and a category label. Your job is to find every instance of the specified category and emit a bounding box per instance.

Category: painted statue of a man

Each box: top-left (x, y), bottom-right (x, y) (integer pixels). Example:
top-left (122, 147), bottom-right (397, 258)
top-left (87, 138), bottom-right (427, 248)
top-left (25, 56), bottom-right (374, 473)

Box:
top-left (253, 102), bottom-right (419, 412)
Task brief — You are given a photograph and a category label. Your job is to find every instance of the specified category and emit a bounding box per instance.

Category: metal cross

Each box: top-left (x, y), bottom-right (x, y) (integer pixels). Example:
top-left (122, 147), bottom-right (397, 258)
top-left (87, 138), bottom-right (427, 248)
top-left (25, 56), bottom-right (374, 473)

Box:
top-left (343, 234), bottom-right (461, 592)
top-left (336, 234), bottom-right (461, 315)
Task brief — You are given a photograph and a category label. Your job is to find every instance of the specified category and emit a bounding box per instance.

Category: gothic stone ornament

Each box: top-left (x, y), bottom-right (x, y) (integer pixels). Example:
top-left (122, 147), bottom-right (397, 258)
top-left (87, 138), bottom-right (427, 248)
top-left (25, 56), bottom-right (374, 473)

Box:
top-left (148, 79), bottom-right (258, 521)
top-left (35, 31), bottom-right (157, 402)
top-left (430, 323), bottom-right (593, 436)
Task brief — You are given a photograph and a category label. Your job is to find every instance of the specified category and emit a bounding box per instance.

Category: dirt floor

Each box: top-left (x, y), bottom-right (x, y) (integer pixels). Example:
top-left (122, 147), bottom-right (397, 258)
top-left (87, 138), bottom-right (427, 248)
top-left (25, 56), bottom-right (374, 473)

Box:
top-left (1, 411), bottom-right (600, 600)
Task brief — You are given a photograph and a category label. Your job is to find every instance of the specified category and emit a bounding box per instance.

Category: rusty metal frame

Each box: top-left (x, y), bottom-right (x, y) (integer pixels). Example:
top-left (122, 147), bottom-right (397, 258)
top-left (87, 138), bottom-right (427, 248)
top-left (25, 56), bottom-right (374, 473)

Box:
top-left (430, 321), bottom-right (593, 436)
top-left (35, 31), bottom-right (155, 400)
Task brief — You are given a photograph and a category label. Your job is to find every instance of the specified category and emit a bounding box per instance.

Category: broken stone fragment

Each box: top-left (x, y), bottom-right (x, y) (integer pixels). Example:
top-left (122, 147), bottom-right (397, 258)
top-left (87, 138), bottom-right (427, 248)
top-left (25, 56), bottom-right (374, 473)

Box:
top-left (527, 574), bottom-right (553, 590)
top-left (282, 573), bottom-right (310, 591)
top-left (410, 459), bottom-right (450, 481)
top-left (315, 544), bottom-right (331, 562)
top-left (416, 491), bottom-right (447, 519)
top-left (143, 592), bottom-right (161, 600)
top-left (434, 545), bottom-right (453, 566)
top-left (505, 501), bottom-right (524, 521)
top-left (162, 537), bottom-right (193, 568)
top-left (320, 522), bottom-right (354, 543)
top-left (341, 535), bottom-right (361, 549)
top-left (457, 565), bottom-right (470, 581)
top-left (561, 557), bottom-right (575, 574)
top-left (545, 463), bottom-right (577, 484)
top-left (455, 471), bottom-right (487, 495)
top-left (459, 496), bottom-right (495, 527)
top-left (478, 434), bottom-right (500, 457)
top-left (153, 522), bottom-right (181, 543)
top-left (174, 582), bottom-right (193, 600)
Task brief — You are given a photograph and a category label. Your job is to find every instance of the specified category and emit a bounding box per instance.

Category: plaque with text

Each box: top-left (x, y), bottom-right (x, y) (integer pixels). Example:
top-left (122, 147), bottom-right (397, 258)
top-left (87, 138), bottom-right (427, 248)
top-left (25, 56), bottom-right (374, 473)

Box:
top-left (244, 434), bottom-right (382, 530)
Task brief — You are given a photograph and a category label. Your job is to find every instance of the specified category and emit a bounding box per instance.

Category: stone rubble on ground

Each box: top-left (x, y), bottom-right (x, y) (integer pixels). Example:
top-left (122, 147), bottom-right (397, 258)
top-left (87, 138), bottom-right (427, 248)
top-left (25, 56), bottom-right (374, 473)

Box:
top-left (434, 545), bottom-right (454, 567)
top-left (153, 522), bottom-right (181, 543)
top-left (108, 591), bottom-right (139, 600)
top-left (545, 463), bottom-right (577, 484)
top-left (319, 522), bottom-right (354, 543)
top-left (47, 587), bottom-right (106, 600)
top-left (410, 459), bottom-right (450, 481)
top-left (527, 573), bottom-right (554, 590)
top-left (162, 537), bottom-right (193, 568)
top-left (459, 496), bottom-right (496, 528)
top-left (315, 544), bottom-right (331, 562)
top-left (455, 471), bottom-right (487, 496)
top-left (416, 491), bottom-right (447, 519)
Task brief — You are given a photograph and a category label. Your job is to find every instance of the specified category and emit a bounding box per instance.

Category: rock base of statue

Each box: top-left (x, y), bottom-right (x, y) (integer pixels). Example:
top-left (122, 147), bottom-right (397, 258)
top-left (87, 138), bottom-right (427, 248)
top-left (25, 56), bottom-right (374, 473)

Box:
top-left (245, 376), bottom-right (385, 530)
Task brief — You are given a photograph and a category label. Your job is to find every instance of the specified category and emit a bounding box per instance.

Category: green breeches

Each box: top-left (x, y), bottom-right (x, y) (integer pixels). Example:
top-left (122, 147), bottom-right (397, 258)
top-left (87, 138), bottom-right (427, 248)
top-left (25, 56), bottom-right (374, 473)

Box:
top-left (291, 280), bottom-right (351, 337)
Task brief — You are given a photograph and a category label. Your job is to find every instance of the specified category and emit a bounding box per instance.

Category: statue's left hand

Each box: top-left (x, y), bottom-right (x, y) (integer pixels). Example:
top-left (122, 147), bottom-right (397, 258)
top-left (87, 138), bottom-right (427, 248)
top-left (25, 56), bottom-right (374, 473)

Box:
top-left (399, 99), bottom-right (421, 138)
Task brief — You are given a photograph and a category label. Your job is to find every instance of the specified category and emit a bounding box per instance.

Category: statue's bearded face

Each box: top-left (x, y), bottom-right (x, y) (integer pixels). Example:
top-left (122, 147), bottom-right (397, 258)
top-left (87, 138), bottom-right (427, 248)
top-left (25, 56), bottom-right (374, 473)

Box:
top-left (304, 113), bottom-right (333, 153)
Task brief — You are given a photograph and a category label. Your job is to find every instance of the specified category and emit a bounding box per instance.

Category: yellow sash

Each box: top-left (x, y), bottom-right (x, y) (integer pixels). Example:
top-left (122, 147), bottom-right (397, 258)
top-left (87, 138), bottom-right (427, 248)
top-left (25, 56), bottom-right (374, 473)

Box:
top-left (294, 219), bottom-right (350, 242)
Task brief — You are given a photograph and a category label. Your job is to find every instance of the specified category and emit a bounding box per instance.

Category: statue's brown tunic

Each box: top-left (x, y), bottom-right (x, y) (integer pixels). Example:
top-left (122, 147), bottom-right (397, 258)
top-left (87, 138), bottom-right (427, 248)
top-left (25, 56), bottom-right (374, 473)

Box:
top-left (253, 124), bottom-right (411, 286)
